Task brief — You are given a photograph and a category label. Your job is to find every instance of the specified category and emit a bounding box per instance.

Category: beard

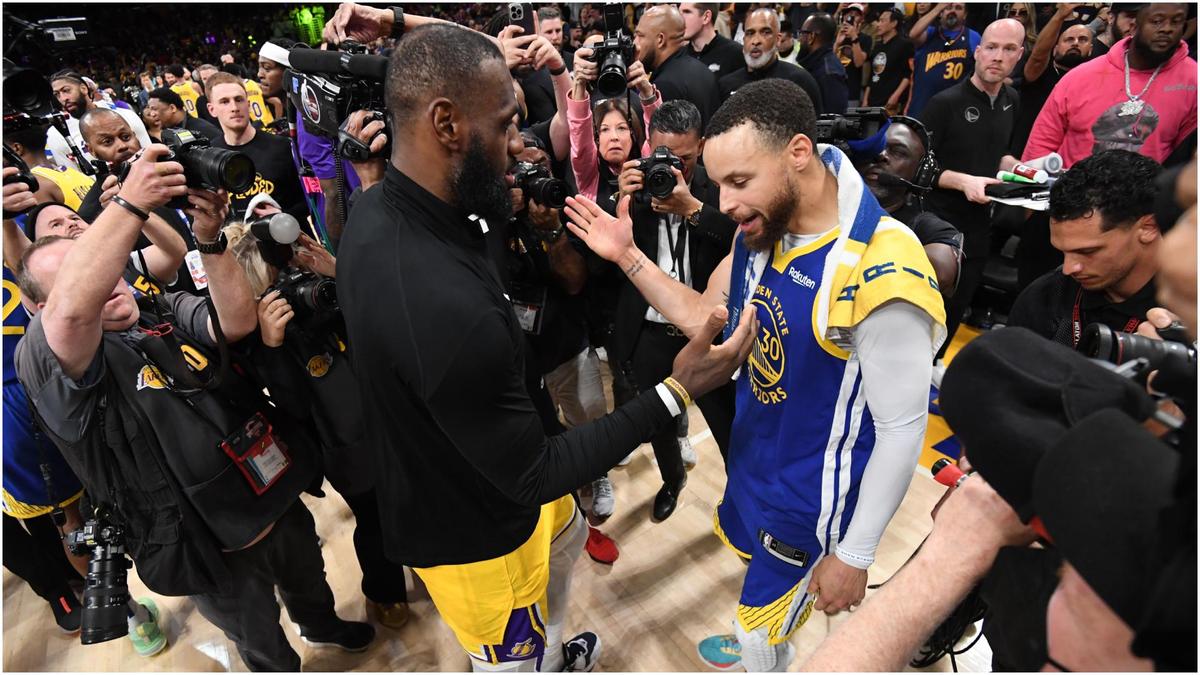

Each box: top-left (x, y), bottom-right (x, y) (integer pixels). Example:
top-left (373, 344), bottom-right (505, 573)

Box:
top-left (1055, 50), bottom-right (1086, 68)
top-left (744, 49), bottom-right (775, 69)
top-left (449, 132), bottom-right (513, 227)
top-left (67, 93), bottom-right (88, 119)
top-left (1133, 36), bottom-right (1178, 68)
top-left (941, 14), bottom-right (961, 30)
top-left (744, 179), bottom-right (798, 252)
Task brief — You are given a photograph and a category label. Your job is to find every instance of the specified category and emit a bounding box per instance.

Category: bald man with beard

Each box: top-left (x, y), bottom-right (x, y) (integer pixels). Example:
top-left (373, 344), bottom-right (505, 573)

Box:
top-left (719, 8), bottom-right (824, 110)
top-left (633, 4), bottom-right (721, 127)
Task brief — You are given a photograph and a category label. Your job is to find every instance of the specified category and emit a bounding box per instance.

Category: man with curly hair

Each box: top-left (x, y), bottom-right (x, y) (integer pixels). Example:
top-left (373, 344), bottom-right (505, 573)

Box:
top-left (1007, 150), bottom-right (1163, 347)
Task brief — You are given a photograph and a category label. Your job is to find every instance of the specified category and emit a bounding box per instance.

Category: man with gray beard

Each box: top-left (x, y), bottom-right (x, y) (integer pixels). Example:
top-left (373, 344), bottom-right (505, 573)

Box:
top-left (718, 8), bottom-right (823, 111)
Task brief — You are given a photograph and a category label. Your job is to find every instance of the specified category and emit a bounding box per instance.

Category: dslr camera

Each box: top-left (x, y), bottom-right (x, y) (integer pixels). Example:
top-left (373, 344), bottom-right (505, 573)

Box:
top-left (587, 4), bottom-right (636, 99)
top-left (815, 106), bottom-right (890, 146)
top-left (117, 128), bottom-right (255, 209)
top-left (634, 145), bottom-right (684, 203)
top-left (65, 516), bottom-right (132, 645)
top-left (1079, 321), bottom-right (1196, 402)
top-left (513, 161), bottom-right (567, 209)
top-left (285, 42), bottom-right (388, 160)
top-left (271, 268), bottom-right (339, 326)
top-left (2, 59), bottom-right (97, 187)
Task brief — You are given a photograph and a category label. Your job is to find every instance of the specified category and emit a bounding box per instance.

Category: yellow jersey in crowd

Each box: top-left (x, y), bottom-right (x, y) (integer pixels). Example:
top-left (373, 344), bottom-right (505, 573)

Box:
top-left (171, 81), bottom-right (202, 118)
top-left (243, 79), bottom-right (275, 127)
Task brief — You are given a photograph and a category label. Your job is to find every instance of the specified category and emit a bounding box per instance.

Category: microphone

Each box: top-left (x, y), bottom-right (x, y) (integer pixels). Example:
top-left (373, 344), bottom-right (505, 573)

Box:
top-left (931, 457), bottom-right (968, 488)
top-left (287, 47), bottom-right (388, 81)
top-left (875, 170), bottom-right (930, 192)
top-left (250, 212), bottom-right (301, 245)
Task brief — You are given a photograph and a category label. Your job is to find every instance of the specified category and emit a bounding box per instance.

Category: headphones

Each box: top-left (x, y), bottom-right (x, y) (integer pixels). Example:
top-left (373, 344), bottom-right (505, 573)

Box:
top-left (889, 115), bottom-right (939, 191)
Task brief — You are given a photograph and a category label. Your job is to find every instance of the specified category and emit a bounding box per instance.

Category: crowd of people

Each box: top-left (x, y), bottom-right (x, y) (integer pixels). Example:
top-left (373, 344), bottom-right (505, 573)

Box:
top-left (2, 1), bottom-right (1195, 673)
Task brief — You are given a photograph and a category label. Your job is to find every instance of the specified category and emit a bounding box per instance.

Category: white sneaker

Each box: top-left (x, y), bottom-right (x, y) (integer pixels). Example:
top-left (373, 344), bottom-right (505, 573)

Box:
top-left (617, 451), bottom-right (634, 467)
top-left (679, 435), bottom-right (697, 470)
top-left (591, 477), bottom-right (615, 521)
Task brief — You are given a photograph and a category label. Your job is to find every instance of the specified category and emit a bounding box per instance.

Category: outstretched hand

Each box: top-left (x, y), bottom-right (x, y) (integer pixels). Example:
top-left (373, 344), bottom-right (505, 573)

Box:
top-left (564, 193), bottom-right (634, 263)
top-left (669, 304), bottom-right (757, 401)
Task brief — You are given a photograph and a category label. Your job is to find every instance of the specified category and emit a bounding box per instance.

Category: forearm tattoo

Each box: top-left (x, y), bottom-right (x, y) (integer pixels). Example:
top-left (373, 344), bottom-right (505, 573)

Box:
top-left (625, 254), bottom-right (646, 277)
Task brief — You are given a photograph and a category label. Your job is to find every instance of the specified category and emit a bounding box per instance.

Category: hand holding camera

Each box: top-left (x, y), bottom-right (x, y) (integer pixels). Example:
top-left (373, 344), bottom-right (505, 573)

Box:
top-left (115, 144), bottom-right (188, 214)
top-left (617, 159), bottom-right (644, 201)
top-left (185, 187), bottom-right (230, 243)
top-left (650, 167), bottom-right (701, 218)
top-left (573, 46), bottom-right (599, 84)
top-left (97, 174), bottom-right (120, 210)
top-left (625, 60), bottom-right (654, 100)
top-left (341, 109), bottom-right (388, 190)
top-left (527, 199), bottom-right (561, 233)
top-left (1, 166), bottom-right (38, 219)
top-left (257, 290), bottom-right (294, 348)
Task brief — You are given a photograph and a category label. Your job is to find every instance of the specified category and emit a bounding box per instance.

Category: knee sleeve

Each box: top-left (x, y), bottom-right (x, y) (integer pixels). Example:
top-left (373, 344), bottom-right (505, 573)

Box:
top-left (734, 623), bottom-right (794, 673)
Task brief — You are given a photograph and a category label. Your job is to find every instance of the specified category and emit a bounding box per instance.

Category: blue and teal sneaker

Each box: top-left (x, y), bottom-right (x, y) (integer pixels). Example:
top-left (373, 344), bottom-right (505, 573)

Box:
top-left (697, 633), bottom-right (742, 670)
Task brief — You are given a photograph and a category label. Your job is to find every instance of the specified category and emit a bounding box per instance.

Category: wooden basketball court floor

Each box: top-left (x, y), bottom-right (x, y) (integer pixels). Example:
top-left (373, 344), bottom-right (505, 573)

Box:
top-left (3, 329), bottom-right (990, 672)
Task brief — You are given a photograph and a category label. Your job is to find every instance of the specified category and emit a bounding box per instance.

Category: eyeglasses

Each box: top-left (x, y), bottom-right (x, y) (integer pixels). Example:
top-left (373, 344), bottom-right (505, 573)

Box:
top-left (1007, 8), bottom-right (1029, 18)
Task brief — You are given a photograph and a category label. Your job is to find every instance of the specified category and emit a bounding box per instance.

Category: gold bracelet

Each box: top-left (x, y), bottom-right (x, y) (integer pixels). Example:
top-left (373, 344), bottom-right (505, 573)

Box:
top-left (662, 377), bottom-right (692, 409)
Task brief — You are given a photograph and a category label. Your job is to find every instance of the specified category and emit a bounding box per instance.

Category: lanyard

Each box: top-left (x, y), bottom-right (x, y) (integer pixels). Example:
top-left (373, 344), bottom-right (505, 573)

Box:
top-left (663, 215), bottom-right (688, 286)
top-left (1071, 287), bottom-right (1140, 348)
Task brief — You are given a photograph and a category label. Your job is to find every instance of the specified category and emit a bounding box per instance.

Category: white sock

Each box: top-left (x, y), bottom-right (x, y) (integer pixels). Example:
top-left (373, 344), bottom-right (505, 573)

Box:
top-left (735, 622), bottom-right (793, 672)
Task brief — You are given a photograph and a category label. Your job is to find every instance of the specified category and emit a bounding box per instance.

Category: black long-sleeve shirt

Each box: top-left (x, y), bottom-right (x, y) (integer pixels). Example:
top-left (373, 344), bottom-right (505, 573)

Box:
top-left (337, 166), bottom-right (674, 567)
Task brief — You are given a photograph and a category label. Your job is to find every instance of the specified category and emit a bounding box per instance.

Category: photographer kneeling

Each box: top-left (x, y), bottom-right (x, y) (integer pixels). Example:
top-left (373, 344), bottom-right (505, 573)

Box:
top-left (13, 146), bottom-right (373, 671)
top-left (613, 99), bottom-right (737, 520)
top-left (224, 207), bottom-right (411, 628)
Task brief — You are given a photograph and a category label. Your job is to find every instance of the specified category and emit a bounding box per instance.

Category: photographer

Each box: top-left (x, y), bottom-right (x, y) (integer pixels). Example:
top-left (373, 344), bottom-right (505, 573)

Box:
top-left (223, 212), bottom-right (411, 629)
top-left (1009, 150), bottom-right (1163, 347)
top-left (206, 72), bottom-right (308, 224)
top-left (568, 37), bottom-right (661, 214)
top-left (718, 8), bottom-right (824, 111)
top-left (13, 147), bottom-right (373, 671)
top-left (634, 4), bottom-right (722, 128)
top-left (146, 87), bottom-right (222, 142)
top-left (613, 99), bottom-right (737, 521)
top-left (337, 24), bottom-right (755, 671)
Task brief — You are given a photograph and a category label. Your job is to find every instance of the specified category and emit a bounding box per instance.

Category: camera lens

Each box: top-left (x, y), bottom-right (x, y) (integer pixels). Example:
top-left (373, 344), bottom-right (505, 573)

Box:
top-left (646, 164), bottom-right (676, 199)
top-left (185, 146), bottom-right (256, 193)
top-left (1080, 323), bottom-right (1197, 372)
top-left (79, 546), bottom-right (133, 645)
top-left (596, 50), bottom-right (628, 99)
top-left (2, 64), bottom-right (57, 117)
top-left (529, 176), bottom-right (568, 209)
top-left (302, 277), bottom-right (339, 313)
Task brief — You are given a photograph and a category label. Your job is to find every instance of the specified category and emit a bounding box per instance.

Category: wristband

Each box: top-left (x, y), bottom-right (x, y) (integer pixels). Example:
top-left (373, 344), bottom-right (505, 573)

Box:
top-left (662, 376), bottom-right (692, 409)
top-left (549, 64), bottom-right (567, 76)
top-left (390, 7), bottom-right (406, 38)
top-left (110, 195), bottom-right (150, 221)
top-left (533, 223), bottom-right (565, 242)
top-left (195, 231), bottom-right (229, 254)
top-left (639, 88), bottom-right (659, 104)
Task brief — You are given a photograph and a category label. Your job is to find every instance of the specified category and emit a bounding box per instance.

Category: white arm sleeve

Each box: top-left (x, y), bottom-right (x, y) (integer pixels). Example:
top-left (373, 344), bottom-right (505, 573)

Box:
top-left (835, 301), bottom-right (935, 569)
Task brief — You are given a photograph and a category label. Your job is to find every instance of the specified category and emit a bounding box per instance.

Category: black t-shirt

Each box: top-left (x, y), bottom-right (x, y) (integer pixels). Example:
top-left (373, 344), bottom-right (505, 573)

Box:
top-left (866, 35), bottom-right (915, 107)
top-left (179, 114), bottom-right (222, 143)
top-left (719, 57), bottom-right (825, 114)
top-left (650, 48), bottom-right (722, 129)
top-left (836, 35), bottom-right (873, 101)
top-left (519, 68), bottom-right (557, 126)
top-left (892, 201), bottom-right (962, 248)
top-left (1008, 269), bottom-right (1158, 348)
top-left (688, 33), bottom-right (746, 84)
top-left (919, 78), bottom-right (1019, 257)
top-left (213, 129), bottom-right (307, 224)
top-left (336, 165), bottom-right (673, 567)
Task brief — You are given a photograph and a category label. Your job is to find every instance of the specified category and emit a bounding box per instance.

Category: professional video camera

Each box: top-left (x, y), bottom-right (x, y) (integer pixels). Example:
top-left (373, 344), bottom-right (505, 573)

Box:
top-left (513, 161), bottom-right (568, 209)
top-left (634, 145), bottom-right (684, 203)
top-left (285, 42), bottom-right (388, 160)
top-left (114, 129), bottom-right (254, 209)
top-left (2, 59), bottom-right (99, 177)
top-left (815, 106), bottom-right (890, 146)
top-left (65, 517), bottom-right (132, 645)
top-left (587, 4), bottom-right (636, 99)
top-left (1079, 322), bottom-right (1196, 401)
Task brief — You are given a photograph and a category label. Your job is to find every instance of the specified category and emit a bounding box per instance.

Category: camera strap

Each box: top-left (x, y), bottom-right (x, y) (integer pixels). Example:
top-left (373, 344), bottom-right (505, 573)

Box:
top-left (663, 215), bottom-right (688, 286)
top-left (24, 394), bottom-right (68, 534)
top-left (1071, 287), bottom-right (1140, 348)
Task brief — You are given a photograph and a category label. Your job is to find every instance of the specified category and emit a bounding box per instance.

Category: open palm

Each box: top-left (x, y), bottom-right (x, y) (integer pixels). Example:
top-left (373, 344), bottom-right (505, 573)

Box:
top-left (563, 194), bottom-right (634, 263)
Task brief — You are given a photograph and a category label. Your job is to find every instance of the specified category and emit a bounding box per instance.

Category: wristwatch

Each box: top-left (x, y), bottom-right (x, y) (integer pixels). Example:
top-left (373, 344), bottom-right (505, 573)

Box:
top-left (685, 202), bottom-right (704, 227)
top-left (195, 231), bottom-right (228, 254)
top-left (390, 6), bottom-right (406, 39)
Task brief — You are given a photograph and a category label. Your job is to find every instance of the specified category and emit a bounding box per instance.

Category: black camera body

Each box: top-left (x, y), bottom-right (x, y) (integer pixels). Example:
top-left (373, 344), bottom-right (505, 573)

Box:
top-left (2, 59), bottom-right (98, 179)
top-left (286, 42), bottom-right (388, 160)
top-left (635, 145), bottom-right (684, 203)
top-left (513, 161), bottom-right (568, 209)
top-left (143, 129), bottom-right (255, 209)
top-left (815, 106), bottom-right (890, 145)
top-left (271, 268), bottom-right (339, 326)
top-left (588, 4), bottom-right (635, 99)
top-left (65, 518), bottom-right (132, 645)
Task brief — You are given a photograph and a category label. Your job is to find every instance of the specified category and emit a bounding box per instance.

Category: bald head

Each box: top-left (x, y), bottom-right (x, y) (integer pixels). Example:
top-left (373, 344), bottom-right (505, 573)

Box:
top-left (79, 107), bottom-right (141, 165)
top-left (974, 18), bottom-right (1026, 85)
top-left (748, 8), bottom-right (780, 32)
top-left (79, 107), bottom-right (128, 141)
top-left (635, 5), bottom-right (686, 68)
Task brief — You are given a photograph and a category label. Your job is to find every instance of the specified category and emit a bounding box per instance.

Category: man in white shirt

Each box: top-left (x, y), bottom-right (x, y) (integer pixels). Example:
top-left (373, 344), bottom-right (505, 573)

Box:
top-left (47, 70), bottom-right (151, 172)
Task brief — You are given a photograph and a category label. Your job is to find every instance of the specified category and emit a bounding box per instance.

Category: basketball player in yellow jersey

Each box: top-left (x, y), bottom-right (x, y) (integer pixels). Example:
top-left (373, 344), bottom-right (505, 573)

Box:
top-left (243, 78), bottom-right (276, 128)
top-left (3, 123), bottom-right (93, 209)
top-left (164, 64), bottom-right (203, 118)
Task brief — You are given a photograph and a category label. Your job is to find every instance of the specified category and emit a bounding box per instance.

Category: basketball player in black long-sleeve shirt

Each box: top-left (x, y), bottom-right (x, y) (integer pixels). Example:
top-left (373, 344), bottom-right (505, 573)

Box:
top-left (336, 14), bottom-right (754, 673)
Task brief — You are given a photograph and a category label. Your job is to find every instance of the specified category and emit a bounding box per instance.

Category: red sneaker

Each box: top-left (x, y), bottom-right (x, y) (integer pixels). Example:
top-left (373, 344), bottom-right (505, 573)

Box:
top-left (585, 526), bottom-right (619, 565)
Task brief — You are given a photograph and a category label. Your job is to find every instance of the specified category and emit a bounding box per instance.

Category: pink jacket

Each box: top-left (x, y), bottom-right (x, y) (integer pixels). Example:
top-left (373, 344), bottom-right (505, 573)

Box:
top-left (1023, 37), bottom-right (1197, 168)
top-left (567, 88), bottom-right (662, 201)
